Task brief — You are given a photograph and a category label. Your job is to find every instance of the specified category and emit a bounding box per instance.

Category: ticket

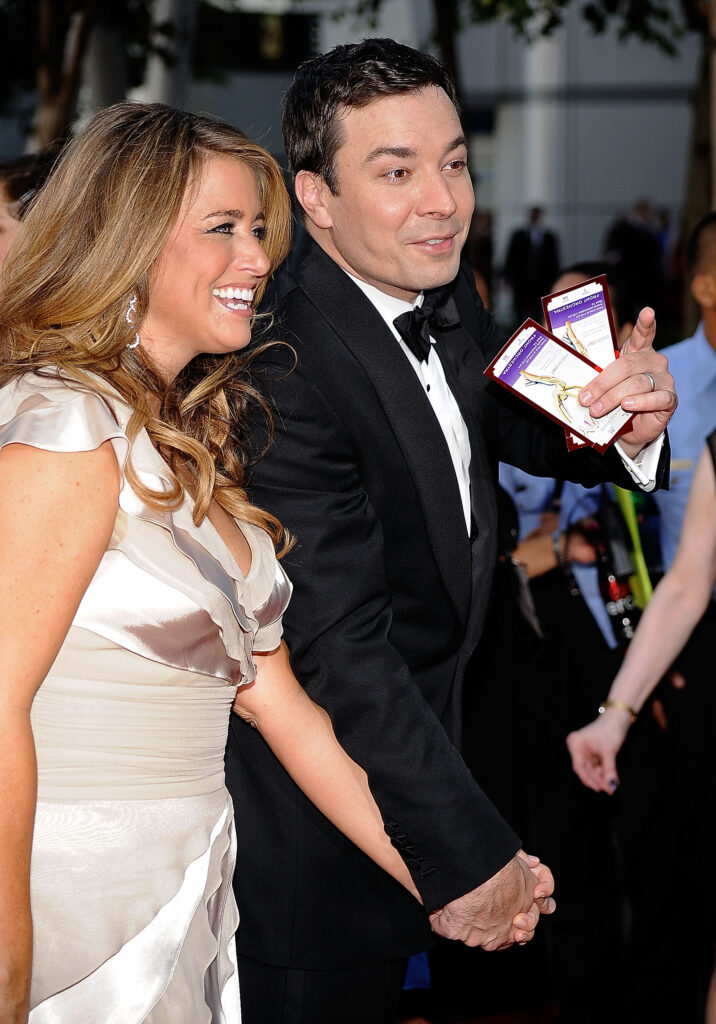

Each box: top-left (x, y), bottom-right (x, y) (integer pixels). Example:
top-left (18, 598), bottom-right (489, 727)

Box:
top-left (543, 274), bottom-right (619, 450)
top-left (485, 319), bottom-right (633, 452)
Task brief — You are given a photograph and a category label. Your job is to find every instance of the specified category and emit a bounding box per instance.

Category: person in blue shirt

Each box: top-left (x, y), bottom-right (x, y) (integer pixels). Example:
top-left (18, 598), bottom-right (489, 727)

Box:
top-left (652, 213), bottom-right (716, 570)
top-left (567, 213), bottom-right (716, 1020)
top-left (499, 262), bottom-right (687, 1023)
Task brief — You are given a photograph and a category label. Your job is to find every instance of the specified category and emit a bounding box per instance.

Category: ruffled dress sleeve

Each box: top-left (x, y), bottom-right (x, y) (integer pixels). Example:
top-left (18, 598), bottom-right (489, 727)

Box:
top-left (246, 526), bottom-right (292, 654)
top-left (0, 372), bottom-right (286, 688)
top-left (0, 372), bottom-right (129, 474)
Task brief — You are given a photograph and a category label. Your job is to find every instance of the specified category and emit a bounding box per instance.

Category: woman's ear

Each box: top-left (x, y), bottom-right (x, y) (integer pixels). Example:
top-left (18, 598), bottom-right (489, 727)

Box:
top-left (294, 171), bottom-right (334, 230)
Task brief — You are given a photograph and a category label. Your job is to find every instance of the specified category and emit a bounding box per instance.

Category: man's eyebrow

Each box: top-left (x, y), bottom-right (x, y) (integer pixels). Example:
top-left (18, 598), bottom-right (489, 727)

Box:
top-left (444, 135), bottom-right (468, 156)
top-left (365, 146), bottom-right (418, 164)
top-left (364, 135), bottom-right (468, 164)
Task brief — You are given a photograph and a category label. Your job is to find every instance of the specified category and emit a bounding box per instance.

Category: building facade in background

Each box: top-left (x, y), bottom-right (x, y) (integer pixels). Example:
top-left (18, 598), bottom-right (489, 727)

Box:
top-left (0, 0), bottom-right (701, 310)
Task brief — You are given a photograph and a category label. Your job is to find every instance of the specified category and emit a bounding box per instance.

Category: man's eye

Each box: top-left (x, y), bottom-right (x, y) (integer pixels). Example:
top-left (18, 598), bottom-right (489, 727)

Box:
top-left (209, 222), bottom-right (234, 234)
top-left (445, 159), bottom-right (467, 172)
top-left (386, 168), bottom-right (409, 182)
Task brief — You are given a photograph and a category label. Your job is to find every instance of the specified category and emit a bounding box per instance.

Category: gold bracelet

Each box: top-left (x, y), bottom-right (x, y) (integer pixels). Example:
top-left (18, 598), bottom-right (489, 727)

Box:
top-left (598, 699), bottom-right (637, 722)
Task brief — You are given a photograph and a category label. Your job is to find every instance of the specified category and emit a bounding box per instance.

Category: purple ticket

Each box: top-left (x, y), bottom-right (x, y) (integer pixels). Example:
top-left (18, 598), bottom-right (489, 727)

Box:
top-left (543, 275), bottom-right (617, 372)
top-left (485, 319), bottom-right (633, 451)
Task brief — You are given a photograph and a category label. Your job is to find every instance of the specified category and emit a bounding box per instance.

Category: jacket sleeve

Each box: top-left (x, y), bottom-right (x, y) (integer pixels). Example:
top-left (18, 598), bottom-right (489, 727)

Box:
top-left (247, 348), bottom-right (521, 912)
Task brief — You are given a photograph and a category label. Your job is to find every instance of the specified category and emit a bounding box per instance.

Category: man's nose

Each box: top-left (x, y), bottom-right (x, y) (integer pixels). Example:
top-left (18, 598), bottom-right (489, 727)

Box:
top-left (416, 172), bottom-right (458, 218)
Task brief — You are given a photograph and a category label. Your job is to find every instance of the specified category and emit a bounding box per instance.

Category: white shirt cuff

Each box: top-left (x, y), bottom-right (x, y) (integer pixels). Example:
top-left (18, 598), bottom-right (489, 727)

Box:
top-left (614, 433), bottom-right (665, 491)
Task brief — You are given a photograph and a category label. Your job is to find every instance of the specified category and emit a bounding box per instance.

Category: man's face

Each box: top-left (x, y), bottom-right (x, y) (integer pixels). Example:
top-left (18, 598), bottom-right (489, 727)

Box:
top-left (304, 86), bottom-right (474, 302)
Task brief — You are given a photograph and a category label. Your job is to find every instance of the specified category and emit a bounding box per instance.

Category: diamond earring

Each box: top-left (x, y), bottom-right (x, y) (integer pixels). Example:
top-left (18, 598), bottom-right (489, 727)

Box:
top-left (125, 294), bottom-right (140, 350)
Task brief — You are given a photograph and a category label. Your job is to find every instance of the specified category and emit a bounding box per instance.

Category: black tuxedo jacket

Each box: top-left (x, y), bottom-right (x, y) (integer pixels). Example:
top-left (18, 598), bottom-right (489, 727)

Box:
top-left (225, 229), bottom-right (668, 969)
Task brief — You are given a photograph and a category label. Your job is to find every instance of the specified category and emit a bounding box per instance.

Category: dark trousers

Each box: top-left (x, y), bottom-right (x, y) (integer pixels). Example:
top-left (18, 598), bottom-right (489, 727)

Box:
top-left (237, 954), bottom-right (407, 1024)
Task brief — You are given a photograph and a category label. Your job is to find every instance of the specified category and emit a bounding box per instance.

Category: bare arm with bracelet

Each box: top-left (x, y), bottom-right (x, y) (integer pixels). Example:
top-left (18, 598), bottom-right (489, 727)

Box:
top-left (567, 444), bottom-right (716, 792)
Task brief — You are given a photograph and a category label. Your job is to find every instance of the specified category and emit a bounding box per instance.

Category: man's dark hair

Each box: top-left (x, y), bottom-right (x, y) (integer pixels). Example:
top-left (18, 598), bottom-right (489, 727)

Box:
top-left (686, 211), bottom-right (716, 276)
top-left (0, 150), bottom-right (58, 219)
top-left (282, 37), bottom-right (459, 194)
top-left (558, 260), bottom-right (638, 331)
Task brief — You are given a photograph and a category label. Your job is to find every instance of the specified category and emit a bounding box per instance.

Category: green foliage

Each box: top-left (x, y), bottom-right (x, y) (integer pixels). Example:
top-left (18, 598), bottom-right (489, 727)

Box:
top-left (0, 0), bottom-right (174, 120)
top-left (333, 0), bottom-right (704, 54)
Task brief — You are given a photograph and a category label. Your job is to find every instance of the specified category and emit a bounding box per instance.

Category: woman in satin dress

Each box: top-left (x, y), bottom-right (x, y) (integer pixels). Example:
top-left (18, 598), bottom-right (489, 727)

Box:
top-left (0, 103), bottom-right (424, 1024)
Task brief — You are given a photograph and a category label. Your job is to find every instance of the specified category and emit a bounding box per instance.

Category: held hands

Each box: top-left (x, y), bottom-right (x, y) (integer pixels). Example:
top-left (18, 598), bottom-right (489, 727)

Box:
top-left (577, 308), bottom-right (677, 455)
top-left (566, 705), bottom-right (634, 793)
top-left (428, 850), bottom-right (555, 950)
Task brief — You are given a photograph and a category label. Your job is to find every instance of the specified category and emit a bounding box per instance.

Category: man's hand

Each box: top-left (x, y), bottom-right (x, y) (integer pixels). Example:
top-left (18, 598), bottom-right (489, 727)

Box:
top-left (428, 850), bottom-right (555, 950)
top-left (577, 307), bottom-right (677, 456)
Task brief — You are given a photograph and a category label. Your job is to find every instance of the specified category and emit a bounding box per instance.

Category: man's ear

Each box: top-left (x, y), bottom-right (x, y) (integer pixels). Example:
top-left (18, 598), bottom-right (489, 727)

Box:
top-left (294, 171), bottom-right (334, 230)
top-left (691, 272), bottom-right (716, 310)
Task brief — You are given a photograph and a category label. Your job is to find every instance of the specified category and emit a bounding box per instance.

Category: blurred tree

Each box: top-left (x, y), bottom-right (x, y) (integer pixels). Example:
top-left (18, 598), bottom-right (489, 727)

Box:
top-left (0, 0), bottom-right (317, 150)
top-left (0, 0), bottom-right (171, 148)
top-left (346, 0), bottom-right (704, 105)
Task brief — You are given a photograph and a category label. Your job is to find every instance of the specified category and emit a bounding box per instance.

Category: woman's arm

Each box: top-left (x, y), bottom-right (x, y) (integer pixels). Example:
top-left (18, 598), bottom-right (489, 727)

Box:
top-left (567, 445), bottom-right (716, 793)
top-left (0, 441), bottom-right (118, 1022)
top-left (232, 642), bottom-right (421, 900)
top-left (234, 644), bottom-right (551, 946)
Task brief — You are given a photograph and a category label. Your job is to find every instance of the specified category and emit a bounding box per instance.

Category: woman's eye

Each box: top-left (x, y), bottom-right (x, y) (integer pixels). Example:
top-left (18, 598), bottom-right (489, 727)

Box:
top-left (209, 222), bottom-right (234, 235)
top-left (252, 225), bottom-right (267, 241)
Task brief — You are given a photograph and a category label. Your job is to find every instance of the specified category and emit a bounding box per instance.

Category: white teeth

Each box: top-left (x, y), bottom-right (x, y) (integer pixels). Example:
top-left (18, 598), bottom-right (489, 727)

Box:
top-left (212, 287), bottom-right (254, 301)
top-left (426, 239), bottom-right (443, 245)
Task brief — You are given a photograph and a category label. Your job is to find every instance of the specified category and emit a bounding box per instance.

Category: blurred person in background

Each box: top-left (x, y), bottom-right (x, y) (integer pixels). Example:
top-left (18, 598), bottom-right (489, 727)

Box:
top-left (567, 431), bottom-right (716, 1022)
top-left (569, 212), bottom-right (716, 1020)
top-left (497, 261), bottom-right (688, 1024)
top-left (0, 152), bottom-right (56, 271)
top-left (504, 205), bottom-right (560, 324)
top-left (604, 199), bottom-right (663, 321)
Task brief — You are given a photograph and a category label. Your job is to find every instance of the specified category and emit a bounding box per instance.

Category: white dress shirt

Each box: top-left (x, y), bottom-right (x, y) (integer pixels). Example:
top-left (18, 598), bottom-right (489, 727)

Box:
top-left (347, 273), bottom-right (473, 533)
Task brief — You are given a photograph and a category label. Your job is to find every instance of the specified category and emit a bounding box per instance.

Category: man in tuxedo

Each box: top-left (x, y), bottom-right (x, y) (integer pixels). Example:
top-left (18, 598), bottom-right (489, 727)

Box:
top-left (225, 38), bottom-right (675, 1024)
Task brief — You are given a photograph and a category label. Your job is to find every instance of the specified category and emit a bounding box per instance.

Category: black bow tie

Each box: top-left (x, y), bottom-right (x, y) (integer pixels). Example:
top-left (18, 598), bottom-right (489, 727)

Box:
top-left (393, 287), bottom-right (460, 363)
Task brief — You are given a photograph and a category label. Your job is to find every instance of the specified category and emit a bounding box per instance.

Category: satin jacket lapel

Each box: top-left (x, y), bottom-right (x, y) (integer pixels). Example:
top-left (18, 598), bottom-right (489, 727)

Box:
top-left (431, 298), bottom-right (498, 656)
top-left (292, 232), bottom-right (472, 623)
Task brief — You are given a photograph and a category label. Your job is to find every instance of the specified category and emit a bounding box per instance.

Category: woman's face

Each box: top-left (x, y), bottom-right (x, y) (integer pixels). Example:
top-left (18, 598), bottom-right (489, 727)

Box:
top-left (0, 187), bottom-right (21, 271)
top-left (141, 155), bottom-right (271, 380)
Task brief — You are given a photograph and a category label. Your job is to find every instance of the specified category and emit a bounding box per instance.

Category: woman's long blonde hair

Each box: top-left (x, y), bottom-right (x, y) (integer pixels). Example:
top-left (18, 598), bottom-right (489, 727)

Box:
top-left (0, 102), bottom-right (292, 551)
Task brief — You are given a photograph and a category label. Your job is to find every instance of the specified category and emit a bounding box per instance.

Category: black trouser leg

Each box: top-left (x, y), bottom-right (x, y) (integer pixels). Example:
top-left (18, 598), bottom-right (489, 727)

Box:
top-left (237, 954), bottom-right (408, 1024)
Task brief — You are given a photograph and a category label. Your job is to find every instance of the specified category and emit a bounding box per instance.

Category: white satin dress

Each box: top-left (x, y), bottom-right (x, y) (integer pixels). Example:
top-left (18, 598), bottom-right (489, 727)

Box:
top-left (0, 372), bottom-right (292, 1024)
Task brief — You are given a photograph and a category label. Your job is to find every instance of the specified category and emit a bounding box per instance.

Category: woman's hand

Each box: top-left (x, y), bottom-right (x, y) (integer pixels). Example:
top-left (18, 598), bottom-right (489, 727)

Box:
top-left (566, 706), bottom-right (633, 793)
